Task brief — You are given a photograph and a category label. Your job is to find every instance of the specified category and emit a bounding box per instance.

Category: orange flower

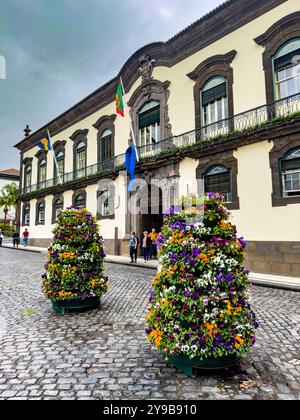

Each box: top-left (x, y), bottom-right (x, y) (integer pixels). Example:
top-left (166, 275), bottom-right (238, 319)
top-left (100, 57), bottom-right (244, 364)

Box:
top-left (235, 343), bottom-right (240, 349)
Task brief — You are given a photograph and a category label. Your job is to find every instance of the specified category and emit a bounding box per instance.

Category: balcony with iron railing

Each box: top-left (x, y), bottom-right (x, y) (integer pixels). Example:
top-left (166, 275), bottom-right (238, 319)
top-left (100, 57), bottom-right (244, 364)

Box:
top-left (21, 92), bottom-right (300, 196)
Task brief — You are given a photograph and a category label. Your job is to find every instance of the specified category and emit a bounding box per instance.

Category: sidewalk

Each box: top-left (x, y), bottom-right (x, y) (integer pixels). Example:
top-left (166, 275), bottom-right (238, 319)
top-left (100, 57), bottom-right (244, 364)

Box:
top-left (1, 244), bottom-right (299, 291)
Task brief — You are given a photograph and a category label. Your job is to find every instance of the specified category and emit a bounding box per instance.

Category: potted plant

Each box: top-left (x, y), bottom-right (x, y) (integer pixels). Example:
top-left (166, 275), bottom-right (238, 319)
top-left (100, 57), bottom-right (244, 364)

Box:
top-left (42, 207), bottom-right (108, 314)
top-left (146, 194), bottom-right (258, 377)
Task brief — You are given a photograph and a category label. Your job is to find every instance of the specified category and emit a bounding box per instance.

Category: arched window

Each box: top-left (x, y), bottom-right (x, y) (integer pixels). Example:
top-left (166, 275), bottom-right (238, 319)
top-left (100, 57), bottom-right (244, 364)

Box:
top-left (54, 198), bottom-right (63, 220)
top-left (54, 151), bottom-right (64, 180)
top-left (281, 148), bottom-right (300, 197)
top-left (138, 100), bottom-right (160, 147)
top-left (23, 204), bottom-right (30, 226)
top-left (37, 202), bottom-right (45, 224)
top-left (204, 165), bottom-right (231, 203)
top-left (99, 129), bottom-right (113, 163)
top-left (24, 165), bottom-right (32, 192)
top-left (75, 193), bottom-right (85, 209)
top-left (38, 159), bottom-right (47, 187)
top-left (273, 38), bottom-right (300, 100)
top-left (201, 76), bottom-right (228, 128)
top-left (75, 141), bottom-right (86, 176)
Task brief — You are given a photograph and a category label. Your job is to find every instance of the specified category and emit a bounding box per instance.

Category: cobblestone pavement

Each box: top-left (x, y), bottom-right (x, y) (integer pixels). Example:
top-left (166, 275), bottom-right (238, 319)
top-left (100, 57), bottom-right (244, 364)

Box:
top-left (0, 248), bottom-right (299, 400)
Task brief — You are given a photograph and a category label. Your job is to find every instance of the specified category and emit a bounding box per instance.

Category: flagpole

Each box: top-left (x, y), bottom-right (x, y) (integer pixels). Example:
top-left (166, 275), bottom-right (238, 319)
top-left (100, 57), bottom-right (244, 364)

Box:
top-left (120, 77), bottom-right (139, 162)
top-left (47, 129), bottom-right (63, 186)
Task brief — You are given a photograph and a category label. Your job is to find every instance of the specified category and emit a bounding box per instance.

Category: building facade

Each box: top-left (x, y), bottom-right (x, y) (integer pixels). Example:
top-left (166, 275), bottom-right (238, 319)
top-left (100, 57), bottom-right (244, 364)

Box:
top-left (15, 0), bottom-right (300, 277)
top-left (0, 169), bottom-right (20, 222)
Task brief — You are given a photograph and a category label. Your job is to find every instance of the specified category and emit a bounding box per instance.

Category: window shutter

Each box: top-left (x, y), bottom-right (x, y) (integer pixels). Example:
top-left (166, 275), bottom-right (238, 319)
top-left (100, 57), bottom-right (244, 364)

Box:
top-left (202, 82), bottom-right (227, 106)
top-left (274, 48), bottom-right (300, 70)
top-left (282, 158), bottom-right (300, 171)
top-left (139, 106), bottom-right (160, 129)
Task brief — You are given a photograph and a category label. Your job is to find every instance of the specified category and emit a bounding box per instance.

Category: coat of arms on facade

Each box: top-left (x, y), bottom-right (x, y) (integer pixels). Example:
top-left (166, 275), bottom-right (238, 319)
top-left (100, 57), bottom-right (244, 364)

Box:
top-left (139, 55), bottom-right (156, 82)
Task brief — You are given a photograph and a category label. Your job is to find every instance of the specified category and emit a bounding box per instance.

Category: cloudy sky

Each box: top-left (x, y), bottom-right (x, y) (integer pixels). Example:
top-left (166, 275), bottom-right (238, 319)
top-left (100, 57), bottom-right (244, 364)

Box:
top-left (0, 0), bottom-right (224, 170)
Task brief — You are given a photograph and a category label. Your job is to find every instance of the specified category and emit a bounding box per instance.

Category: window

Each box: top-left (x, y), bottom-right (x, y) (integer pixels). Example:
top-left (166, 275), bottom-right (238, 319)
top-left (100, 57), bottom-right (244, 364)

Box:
top-left (54, 151), bottom-right (64, 181)
top-left (273, 38), bottom-right (300, 100)
top-left (23, 204), bottom-right (30, 225)
top-left (282, 148), bottom-right (300, 197)
top-left (54, 199), bottom-right (63, 220)
top-left (100, 129), bottom-right (113, 162)
top-left (37, 202), bottom-right (45, 224)
top-left (204, 165), bottom-right (232, 203)
top-left (75, 141), bottom-right (86, 176)
top-left (201, 77), bottom-right (228, 130)
top-left (75, 194), bottom-right (85, 209)
top-left (98, 191), bottom-right (112, 217)
top-left (138, 100), bottom-right (161, 147)
top-left (24, 166), bottom-right (32, 192)
top-left (38, 159), bottom-right (47, 186)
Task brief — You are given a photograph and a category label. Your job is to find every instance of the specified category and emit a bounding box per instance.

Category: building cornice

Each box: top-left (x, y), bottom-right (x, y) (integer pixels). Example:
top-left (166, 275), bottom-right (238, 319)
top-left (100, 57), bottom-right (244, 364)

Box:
top-left (14, 0), bottom-right (287, 153)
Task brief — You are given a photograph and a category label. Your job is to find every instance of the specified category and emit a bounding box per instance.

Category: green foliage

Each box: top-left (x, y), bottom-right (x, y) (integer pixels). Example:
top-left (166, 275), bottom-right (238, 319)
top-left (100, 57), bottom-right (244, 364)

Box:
top-left (146, 194), bottom-right (258, 360)
top-left (42, 208), bottom-right (108, 303)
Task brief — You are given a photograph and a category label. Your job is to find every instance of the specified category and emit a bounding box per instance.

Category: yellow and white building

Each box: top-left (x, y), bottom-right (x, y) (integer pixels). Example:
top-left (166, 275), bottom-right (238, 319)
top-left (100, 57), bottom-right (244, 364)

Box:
top-left (15, 0), bottom-right (300, 277)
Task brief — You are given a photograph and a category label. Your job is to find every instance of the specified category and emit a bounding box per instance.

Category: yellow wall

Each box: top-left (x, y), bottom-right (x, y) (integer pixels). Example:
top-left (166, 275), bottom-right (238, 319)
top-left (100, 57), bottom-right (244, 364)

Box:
top-left (232, 141), bottom-right (300, 241)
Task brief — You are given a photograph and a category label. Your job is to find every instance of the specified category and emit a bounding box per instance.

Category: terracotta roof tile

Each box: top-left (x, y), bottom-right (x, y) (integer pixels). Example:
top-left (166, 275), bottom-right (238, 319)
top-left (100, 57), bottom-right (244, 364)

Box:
top-left (0, 168), bottom-right (20, 177)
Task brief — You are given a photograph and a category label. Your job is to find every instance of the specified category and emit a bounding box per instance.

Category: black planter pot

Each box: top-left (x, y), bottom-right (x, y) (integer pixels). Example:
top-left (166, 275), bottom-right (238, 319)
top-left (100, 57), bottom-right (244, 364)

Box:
top-left (52, 296), bottom-right (101, 315)
top-left (167, 354), bottom-right (241, 377)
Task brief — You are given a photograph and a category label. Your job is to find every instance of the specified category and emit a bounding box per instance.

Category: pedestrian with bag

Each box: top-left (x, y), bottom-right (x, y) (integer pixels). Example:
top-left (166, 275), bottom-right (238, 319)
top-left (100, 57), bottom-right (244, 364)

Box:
top-left (129, 232), bottom-right (138, 263)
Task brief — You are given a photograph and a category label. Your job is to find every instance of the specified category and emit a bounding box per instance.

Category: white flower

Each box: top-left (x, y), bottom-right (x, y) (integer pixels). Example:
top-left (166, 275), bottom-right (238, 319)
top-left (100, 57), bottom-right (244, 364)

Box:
top-left (191, 345), bottom-right (197, 352)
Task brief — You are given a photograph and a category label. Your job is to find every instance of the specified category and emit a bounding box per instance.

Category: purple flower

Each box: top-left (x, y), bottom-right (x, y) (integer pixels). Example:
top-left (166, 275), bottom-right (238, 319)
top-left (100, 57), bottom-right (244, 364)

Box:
top-left (203, 298), bottom-right (209, 306)
top-left (226, 274), bottom-right (233, 282)
top-left (149, 290), bottom-right (154, 304)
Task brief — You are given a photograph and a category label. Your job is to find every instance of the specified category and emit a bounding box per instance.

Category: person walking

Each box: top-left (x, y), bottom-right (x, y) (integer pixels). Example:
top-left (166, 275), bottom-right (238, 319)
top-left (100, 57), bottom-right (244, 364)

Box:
top-left (22, 228), bottom-right (29, 247)
top-left (142, 231), bottom-right (151, 263)
top-left (129, 232), bottom-right (138, 263)
top-left (0, 229), bottom-right (3, 246)
top-left (12, 230), bottom-right (20, 248)
top-left (149, 228), bottom-right (158, 259)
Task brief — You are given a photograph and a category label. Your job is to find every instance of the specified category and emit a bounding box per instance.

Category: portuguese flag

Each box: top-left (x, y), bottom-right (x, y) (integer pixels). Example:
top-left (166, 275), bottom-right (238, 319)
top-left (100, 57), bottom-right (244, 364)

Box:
top-left (116, 82), bottom-right (125, 117)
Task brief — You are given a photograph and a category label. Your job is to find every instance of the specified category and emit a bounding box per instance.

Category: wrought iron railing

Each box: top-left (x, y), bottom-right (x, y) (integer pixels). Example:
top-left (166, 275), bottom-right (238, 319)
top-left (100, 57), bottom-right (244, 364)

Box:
top-left (21, 93), bottom-right (300, 195)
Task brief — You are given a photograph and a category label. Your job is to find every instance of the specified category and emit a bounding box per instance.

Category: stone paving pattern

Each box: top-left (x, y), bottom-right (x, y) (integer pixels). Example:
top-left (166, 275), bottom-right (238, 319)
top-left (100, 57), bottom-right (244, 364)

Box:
top-left (0, 248), bottom-right (299, 400)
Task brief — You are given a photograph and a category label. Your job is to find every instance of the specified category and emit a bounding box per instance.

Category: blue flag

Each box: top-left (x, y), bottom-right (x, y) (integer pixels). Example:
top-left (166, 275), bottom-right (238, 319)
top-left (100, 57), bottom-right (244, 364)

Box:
top-left (36, 132), bottom-right (52, 151)
top-left (125, 146), bottom-right (137, 192)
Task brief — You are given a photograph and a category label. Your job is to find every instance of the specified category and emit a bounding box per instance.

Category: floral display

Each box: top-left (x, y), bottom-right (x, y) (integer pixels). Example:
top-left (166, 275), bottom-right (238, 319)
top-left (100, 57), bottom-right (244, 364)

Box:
top-left (146, 194), bottom-right (258, 360)
top-left (43, 207), bottom-right (108, 303)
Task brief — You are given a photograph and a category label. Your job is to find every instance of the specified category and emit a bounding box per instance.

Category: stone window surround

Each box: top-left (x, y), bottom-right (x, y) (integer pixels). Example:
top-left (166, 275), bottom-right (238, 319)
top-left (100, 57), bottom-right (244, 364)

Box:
top-left (97, 187), bottom-right (115, 221)
top-left (128, 79), bottom-right (173, 146)
top-left (52, 140), bottom-right (67, 179)
top-left (52, 193), bottom-right (64, 224)
top-left (187, 50), bottom-right (237, 132)
top-left (270, 134), bottom-right (300, 207)
top-left (72, 188), bottom-right (87, 208)
top-left (22, 202), bottom-right (31, 227)
top-left (254, 11), bottom-right (300, 104)
top-left (35, 198), bottom-right (46, 226)
top-left (35, 150), bottom-right (48, 186)
top-left (22, 157), bottom-right (33, 189)
top-left (196, 150), bottom-right (240, 210)
top-left (93, 115), bottom-right (116, 165)
top-left (70, 129), bottom-right (89, 174)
